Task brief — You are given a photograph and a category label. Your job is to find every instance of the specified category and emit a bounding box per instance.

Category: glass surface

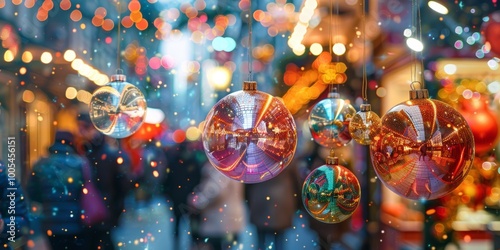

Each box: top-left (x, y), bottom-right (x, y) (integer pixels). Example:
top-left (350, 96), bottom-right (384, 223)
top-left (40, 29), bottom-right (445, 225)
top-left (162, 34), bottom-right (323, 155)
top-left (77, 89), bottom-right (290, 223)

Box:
top-left (202, 89), bottom-right (297, 183)
top-left (302, 164), bottom-right (361, 223)
top-left (370, 98), bottom-right (475, 200)
top-left (308, 97), bottom-right (356, 148)
top-left (349, 110), bottom-right (382, 145)
top-left (89, 81), bottom-right (147, 139)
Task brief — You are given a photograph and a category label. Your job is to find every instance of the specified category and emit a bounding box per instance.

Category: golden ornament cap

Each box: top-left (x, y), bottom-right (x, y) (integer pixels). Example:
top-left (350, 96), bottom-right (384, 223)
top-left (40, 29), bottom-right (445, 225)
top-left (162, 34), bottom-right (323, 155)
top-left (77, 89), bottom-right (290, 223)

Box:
top-left (243, 81), bottom-right (257, 91)
top-left (327, 92), bottom-right (340, 99)
top-left (409, 89), bottom-right (429, 100)
top-left (326, 149), bottom-right (338, 165)
top-left (110, 74), bottom-right (126, 82)
top-left (360, 104), bottom-right (372, 112)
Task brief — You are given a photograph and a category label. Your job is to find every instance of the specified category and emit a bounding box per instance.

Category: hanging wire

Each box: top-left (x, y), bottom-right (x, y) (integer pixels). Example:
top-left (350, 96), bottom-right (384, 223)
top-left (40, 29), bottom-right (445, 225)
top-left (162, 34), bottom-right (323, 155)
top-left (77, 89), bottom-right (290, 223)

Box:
top-left (328, 0), bottom-right (334, 93)
top-left (335, 0), bottom-right (341, 94)
top-left (361, 0), bottom-right (368, 102)
top-left (410, 0), bottom-right (425, 90)
top-left (410, 0), bottom-right (416, 85)
top-left (417, 0), bottom-right (425, 89)
top-left (247, 0), bottom-right (253, 81)
top-left (116, 0), bottom-right (122, 74)
top-left (328, 0), bottom-right (333, 57)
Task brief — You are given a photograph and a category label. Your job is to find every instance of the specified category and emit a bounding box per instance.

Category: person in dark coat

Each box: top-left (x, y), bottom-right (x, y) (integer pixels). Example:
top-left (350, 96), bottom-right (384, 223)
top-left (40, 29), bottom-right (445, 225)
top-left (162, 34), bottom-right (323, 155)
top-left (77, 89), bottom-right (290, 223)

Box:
top-left (77, 114), bottom-right (131, 250)
top-left (0, 161), bottom-right (29, 250)
top-left (246, 163), bottom-right (301, 250)
top-left (27, 130), bottom-right (87, 250)
top-left (162, 140), bottom-right (204, 249)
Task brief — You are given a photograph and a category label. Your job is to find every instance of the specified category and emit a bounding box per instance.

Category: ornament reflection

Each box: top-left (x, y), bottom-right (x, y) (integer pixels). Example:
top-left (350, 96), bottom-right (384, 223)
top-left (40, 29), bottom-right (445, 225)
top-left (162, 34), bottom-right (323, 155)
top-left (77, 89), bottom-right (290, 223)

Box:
top-left (302, 154), bottom-right (361, 223)
top-left (370, 89), bottom-right (475, 200)
top-left (308, 92), bottom-right (356, 148)
top-left (89, 74), bottom-right (147, 139)
top-left (202, 81), bottom-right (297, 183)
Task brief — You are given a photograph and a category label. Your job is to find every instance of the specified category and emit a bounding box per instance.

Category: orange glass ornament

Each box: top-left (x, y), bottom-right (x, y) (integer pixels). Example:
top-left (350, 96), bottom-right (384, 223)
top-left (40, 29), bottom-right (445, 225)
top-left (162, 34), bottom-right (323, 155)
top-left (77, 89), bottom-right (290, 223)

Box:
top-left (370, 89), bottom-right (475, 200)
top-left (349, 104), bottom-right (382, 145)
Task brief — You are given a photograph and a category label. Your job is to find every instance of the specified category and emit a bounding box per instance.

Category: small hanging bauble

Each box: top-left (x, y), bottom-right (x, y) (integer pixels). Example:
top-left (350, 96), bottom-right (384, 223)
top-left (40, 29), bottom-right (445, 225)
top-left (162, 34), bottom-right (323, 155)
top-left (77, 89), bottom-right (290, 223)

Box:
top-left (202, 81), bottom-right (297, 183)
top-left (302, 153), bottom-right (361, 223)
top-left (370, 88), bottom-right (475, 200)
top-left (89, 74), bottom-right (147, 139)
top-left (308, 92), bottom-right (356, 148)
top-left (349, 104), bottom-right (382, 145)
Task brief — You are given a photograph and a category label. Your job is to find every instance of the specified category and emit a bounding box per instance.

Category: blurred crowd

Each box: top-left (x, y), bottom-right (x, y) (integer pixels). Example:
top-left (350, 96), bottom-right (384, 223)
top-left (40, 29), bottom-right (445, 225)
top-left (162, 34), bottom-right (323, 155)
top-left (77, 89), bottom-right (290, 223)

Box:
top-left (0, 114), bottom-right (362, 250)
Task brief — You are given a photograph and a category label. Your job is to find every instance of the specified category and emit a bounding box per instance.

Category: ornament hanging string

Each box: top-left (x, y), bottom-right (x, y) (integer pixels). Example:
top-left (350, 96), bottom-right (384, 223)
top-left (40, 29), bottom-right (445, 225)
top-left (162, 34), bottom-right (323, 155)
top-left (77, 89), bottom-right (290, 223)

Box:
top-left (410, 0), bottom-right (425, 89)
top-left (116, 0), bottom-right (122, 74)
top-left (334, 0), bottom-right (342, 94)
top-left (116, 0), bottom-right (123, 148)
top-left (328, 0), bottom-right (334, 93)
top-left (361, 0), bottom-right (368, 102)
top-left (417, 0), bottom-right (424, 89)
top-left (247, 0), bottom-right (253, 81)
top-left (410, 0), bottom-right (416, 85)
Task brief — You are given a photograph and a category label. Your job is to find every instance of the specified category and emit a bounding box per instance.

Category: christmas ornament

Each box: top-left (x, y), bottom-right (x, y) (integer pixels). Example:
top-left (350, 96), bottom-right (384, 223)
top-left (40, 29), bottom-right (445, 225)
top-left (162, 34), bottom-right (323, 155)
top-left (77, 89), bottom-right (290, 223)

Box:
top-left (349, 104), bottom-right (382, 145)
top-left (89, 74), bottom-right (147, 138)
top-left (202, 81), bottom-right (297, 183)
top-left (370, 88), bottom-right (475, 200)
top-left (302, 152), bottom-right (361, 223)
top-left (308, 92), bottom-right (356, 148)
top-left (482, 11), bottom-right (500, 56)
top-left (458, 95), bottom-right (499, 155)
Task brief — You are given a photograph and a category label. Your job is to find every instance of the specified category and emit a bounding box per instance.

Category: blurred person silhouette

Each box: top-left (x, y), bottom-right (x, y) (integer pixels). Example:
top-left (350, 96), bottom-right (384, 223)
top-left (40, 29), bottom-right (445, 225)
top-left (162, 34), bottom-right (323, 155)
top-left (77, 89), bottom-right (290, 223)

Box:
top-left (0, 161), bottom-right (29, 250)
top-left (121, 123), bottom-right (168, 203)
top-left (27, 130), bottom-right (88, 249)
top-left (77, 113), bottom-right (131, 250)
top-left (188, 162), bottom-right (246, 250)
top-left (163, 140), bottom-right (204, 249)
top-left (246, 162), bottom-right (301, 250)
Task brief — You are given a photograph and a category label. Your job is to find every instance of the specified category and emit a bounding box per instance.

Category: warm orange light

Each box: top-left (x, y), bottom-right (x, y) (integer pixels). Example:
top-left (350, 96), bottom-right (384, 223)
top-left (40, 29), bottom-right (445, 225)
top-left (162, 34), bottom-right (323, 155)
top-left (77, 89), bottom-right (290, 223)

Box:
top-left (22, 51), bottom-right (33, 63)
top-left (70, 10), bottom-right (82, 22)
top-left (41, 0), bottom-right (54, 10)
top-left (92, 16), bottom-right (104, 27)
top-left (130, 11), bottom-right (143, 23)
top-left (172, 129), bottom-right (186, 143)
top-left (94, 7), bottom-right (107, 18)
top-left (60, 0), bottom-right (71, 10)
top-left (24, 0), bottom-right (35, 8)
top-left (36, 10), bottom-right (48, 21)
top-left (102, 19), bottom-right (114, 31)
top-left (128, 0), bottom-right (141, 12)
top-left (121, 16), bottom-right (134, 28)
top-left (136, 19), bottom-right (148, 31)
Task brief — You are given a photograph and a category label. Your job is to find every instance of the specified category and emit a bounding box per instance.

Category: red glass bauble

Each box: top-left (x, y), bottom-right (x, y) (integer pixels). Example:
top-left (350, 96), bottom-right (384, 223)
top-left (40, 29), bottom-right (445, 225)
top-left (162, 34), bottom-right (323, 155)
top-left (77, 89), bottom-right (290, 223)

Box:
top-left (482, 11), bottom-right (500, 56)
top-left (370, 89), bottom-right (475, 200)
top-left (202, 81), bottom-right (297, 183)
top-left (459, 96), bottom-right (499, 155)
